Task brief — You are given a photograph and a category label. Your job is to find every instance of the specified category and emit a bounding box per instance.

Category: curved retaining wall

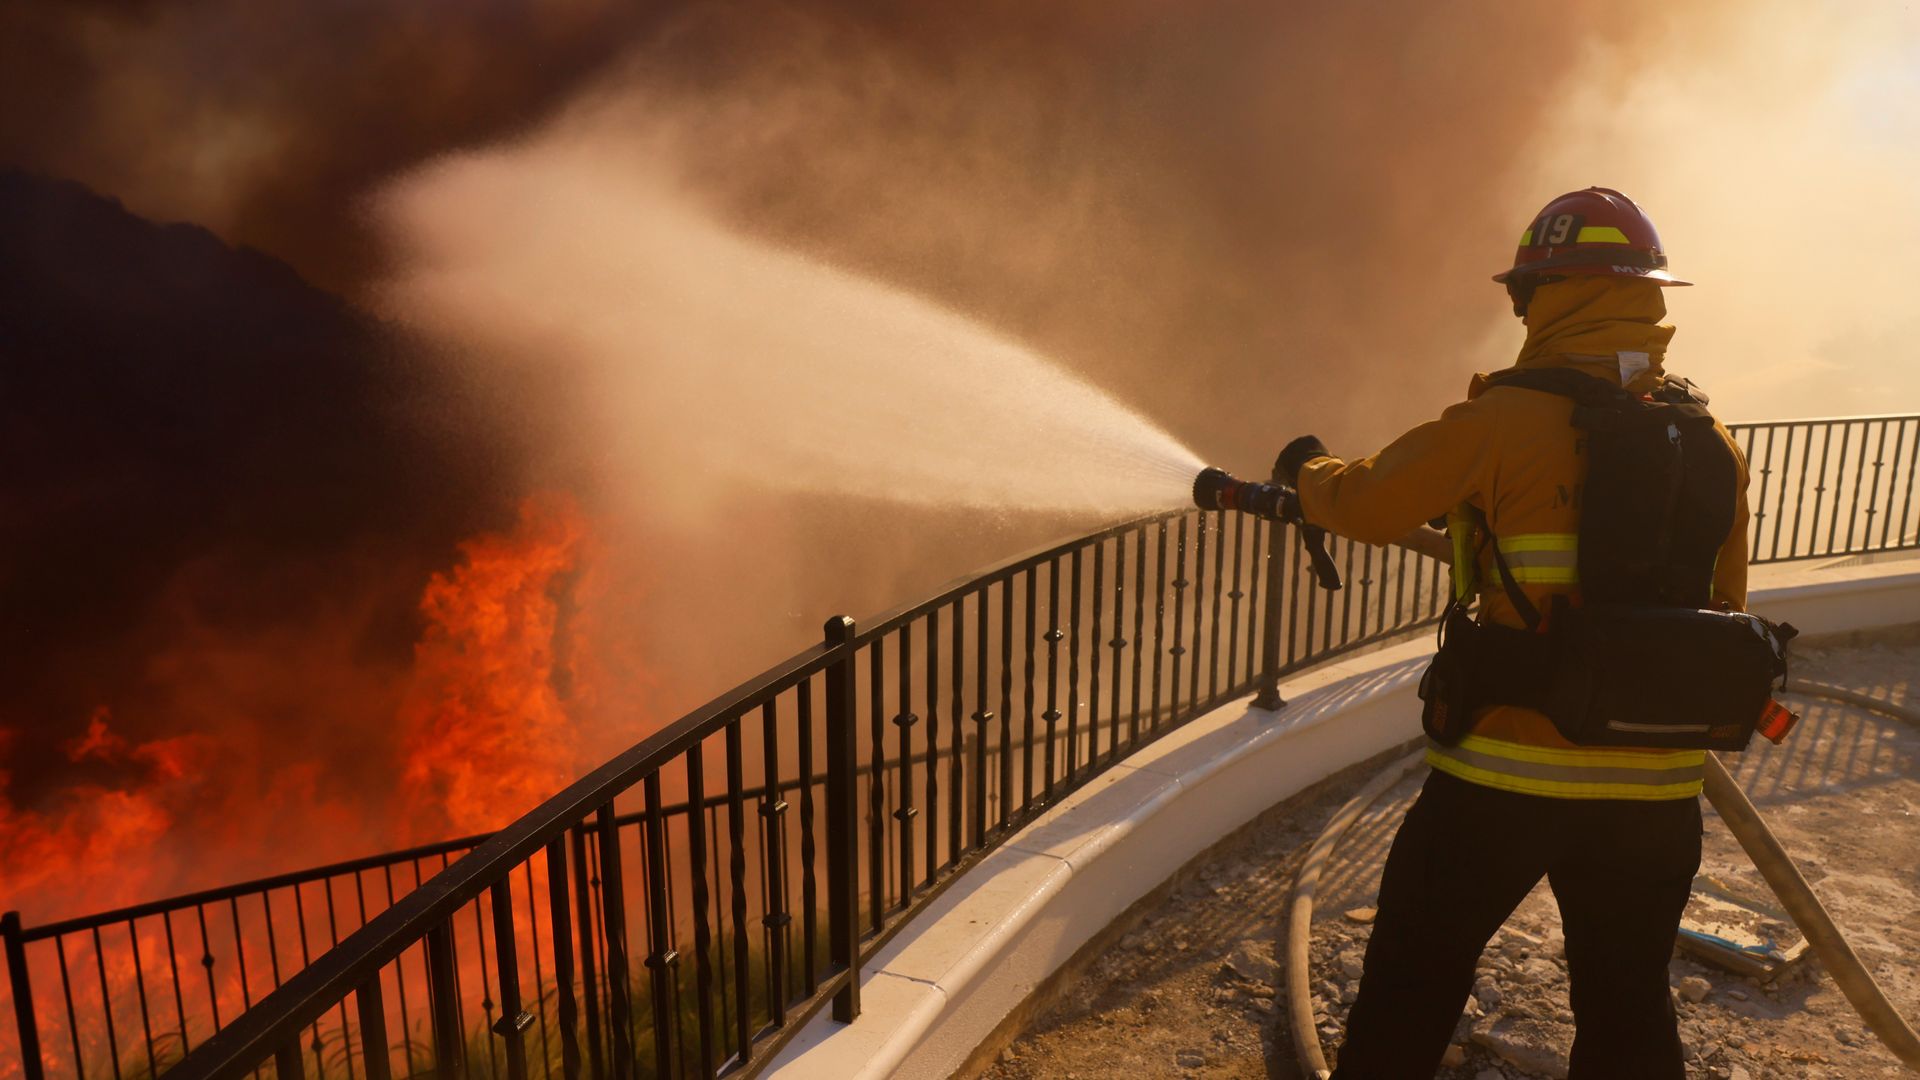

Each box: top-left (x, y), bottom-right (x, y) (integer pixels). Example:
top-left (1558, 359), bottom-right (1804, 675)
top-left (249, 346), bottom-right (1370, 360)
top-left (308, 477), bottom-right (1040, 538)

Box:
top-left (766, 560), bottom-right (1920, 1079)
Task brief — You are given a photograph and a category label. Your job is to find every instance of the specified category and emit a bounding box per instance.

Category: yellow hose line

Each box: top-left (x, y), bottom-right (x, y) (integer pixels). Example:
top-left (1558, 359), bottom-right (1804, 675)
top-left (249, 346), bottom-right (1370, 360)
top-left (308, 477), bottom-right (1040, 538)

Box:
top-left (1703, 680), bottom-right (1920, 1071)
top-left (1285, 748), bottom-right (1428, 1080)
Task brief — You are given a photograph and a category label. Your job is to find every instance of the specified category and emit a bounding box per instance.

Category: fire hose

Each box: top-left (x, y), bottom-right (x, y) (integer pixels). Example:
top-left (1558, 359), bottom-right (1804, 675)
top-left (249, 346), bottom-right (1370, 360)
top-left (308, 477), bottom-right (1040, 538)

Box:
top-left (1190, 466), bottom-right (1920, 1072)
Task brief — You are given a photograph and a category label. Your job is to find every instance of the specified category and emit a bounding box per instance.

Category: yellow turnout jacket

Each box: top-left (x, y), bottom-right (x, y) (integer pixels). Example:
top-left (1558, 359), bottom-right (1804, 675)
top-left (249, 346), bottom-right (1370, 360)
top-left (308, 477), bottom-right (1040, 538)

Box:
top-left (1295, 278), bottom-right (1749, 800)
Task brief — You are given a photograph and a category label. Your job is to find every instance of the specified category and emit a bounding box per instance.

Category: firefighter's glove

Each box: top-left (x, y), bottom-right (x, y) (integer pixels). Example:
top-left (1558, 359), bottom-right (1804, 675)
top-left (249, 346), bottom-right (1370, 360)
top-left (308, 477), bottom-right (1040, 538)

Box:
top-left (1275, 435), bottom-right (1332, 487)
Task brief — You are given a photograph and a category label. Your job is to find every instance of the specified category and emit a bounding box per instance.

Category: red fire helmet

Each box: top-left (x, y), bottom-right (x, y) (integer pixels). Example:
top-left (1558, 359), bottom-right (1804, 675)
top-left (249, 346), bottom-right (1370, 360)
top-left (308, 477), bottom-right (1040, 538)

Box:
top-left (1493, 187), bottom-right (1691, 287)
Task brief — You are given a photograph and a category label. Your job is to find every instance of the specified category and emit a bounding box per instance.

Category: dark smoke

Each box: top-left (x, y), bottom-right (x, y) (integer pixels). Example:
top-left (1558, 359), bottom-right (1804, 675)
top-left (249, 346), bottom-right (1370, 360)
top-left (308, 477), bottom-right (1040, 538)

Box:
top-left (0, 171), bottom-right (520, 834)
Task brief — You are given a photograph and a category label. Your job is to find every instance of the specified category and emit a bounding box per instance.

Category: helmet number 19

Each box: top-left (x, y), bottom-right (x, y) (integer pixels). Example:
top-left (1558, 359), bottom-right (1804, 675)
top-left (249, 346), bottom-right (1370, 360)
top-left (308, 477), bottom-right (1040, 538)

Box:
top-left (1536, 212), bottom-right (1582, 246)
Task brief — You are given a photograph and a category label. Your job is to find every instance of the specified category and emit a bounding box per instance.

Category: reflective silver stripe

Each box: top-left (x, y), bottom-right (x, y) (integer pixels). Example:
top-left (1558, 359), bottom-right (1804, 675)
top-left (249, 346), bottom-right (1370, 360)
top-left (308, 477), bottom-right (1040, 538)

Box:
top-left (1436, 742), bottom-right (1706, 788)
top-left (1606, 719), bottom-right (1713, 735)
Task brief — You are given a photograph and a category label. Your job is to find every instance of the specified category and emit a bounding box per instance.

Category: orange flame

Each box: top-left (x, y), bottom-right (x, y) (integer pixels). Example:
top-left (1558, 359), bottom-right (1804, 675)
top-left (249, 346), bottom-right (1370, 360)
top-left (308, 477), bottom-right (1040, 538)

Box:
top-left (398, 493), bottom-right (598, 837)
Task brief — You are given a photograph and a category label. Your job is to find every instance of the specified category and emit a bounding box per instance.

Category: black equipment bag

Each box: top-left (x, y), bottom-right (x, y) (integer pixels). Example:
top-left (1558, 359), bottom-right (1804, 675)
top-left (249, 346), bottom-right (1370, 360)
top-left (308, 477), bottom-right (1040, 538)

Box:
top-left (1418, 368), bottom-right (1797, 752)
top-left (1546, 602), bottom-right (1794, 750)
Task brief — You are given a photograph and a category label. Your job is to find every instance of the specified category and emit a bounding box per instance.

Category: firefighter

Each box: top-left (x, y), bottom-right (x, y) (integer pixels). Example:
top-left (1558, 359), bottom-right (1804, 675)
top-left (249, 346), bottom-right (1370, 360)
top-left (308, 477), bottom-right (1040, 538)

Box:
top-left (1284, 188), bottom-right (1750, 1078)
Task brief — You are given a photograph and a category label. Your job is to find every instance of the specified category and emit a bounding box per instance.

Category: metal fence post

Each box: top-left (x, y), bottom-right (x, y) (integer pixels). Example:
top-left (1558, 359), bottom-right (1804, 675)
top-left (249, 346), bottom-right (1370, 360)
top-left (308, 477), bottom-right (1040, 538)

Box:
top-left (822, 615), bottom-right (862, 1023)
top-left (3, 912), bottom-right (44, 1080)
top-left (1253, 459), bottom-right (1290, 711)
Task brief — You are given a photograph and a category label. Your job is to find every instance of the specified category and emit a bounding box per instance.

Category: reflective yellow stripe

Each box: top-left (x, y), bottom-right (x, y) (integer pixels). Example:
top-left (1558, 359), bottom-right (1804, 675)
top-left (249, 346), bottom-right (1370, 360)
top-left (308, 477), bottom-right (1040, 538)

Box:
top-left (1449, 508), bottom-right (1477, 601)
top-left (1492, 533), bottom-right (1579, 585)
top-left (1519, 229), bottom-right (1534, 245)
top-left (1426, 735), bottom-right (1705, 801)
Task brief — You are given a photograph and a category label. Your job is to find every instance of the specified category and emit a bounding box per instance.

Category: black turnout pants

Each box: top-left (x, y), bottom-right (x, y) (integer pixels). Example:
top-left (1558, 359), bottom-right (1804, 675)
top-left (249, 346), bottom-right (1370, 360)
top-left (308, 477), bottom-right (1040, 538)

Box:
top-left (1331, 768), bottom-right (1702, 1080)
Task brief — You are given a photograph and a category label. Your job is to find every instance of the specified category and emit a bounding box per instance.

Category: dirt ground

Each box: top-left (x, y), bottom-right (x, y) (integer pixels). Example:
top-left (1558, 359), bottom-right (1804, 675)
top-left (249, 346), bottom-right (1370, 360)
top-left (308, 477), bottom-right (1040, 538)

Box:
top-left (980, 628), bottom-right (1920, 1079)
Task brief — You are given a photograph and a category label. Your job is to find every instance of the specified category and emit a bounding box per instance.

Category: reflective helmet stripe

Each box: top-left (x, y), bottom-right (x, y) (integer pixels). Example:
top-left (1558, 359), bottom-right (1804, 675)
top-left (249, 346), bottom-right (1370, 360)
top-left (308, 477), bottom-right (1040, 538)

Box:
top-left (1517, 225), bottom-right (1630, 245)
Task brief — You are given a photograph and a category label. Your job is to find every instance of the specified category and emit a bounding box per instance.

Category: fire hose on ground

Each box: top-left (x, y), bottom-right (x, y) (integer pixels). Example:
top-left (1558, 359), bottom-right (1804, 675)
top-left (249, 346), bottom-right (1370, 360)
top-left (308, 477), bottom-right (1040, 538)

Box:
top-left (1281, 683), bottom-right (1920, 1078)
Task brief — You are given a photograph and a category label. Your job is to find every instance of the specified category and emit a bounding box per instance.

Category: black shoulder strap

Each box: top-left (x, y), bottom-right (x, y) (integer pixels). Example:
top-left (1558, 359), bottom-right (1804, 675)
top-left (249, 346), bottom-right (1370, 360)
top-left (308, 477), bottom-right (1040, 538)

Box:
top-left (1483, 366), bottom-right (1634, 410)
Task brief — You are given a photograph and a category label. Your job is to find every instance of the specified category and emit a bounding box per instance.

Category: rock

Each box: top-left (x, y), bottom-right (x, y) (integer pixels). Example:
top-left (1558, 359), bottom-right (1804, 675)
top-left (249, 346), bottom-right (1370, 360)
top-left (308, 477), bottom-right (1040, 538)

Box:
top-left (1516, 957), bottom-right (1559, 985)
top-left (1472, 976), bottom-right (1504, 1009)
top-left (1223, 939), bottom-right (1280, 985)
top-left (1726, 989), bottom-right (1748, 1001)
top-left (1475, 1069), bottom-right (1506, 1080)
top-left (1339, 953), bottom-right (1366, 980)
top-left (1677, 976), bottom-right (1712, 1003)
top-left (1344, 907), bottom-right (1377, 924)
top-left (1472, 1015), bottom-right (1571, 1079)
top-left (1440, 1043), bottom-right (1468, 1066)
top-left (1175, 1048), bottom-right (1206, 1068)
top-left (1836, 1026), bottom-right (1861, 1046)
top-left (1728, 1067), bottom-right (1752, 1080)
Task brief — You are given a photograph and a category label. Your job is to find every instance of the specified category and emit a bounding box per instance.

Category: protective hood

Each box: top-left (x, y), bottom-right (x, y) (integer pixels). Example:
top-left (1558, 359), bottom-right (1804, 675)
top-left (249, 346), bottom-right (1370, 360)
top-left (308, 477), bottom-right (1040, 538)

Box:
top-left (1510, 276), bottom-right (1676, 394)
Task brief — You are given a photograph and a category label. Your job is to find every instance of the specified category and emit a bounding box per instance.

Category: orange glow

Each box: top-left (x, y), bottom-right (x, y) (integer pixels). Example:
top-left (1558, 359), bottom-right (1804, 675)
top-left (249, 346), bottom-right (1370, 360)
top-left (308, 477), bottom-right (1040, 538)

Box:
top-left (0, 711), bottom-right (207, 918)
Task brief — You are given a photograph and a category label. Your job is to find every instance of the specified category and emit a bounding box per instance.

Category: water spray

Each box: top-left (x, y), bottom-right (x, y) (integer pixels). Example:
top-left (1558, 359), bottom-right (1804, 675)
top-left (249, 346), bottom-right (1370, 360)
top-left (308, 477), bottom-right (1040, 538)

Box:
top-left (1191, 466), bottom-right (1343, 590)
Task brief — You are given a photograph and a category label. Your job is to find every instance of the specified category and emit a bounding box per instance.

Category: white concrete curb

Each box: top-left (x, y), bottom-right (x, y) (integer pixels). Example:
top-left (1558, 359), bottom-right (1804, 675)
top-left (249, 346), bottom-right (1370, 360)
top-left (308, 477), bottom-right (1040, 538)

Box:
top-left (766, 561), bottom-right (1920, 1079)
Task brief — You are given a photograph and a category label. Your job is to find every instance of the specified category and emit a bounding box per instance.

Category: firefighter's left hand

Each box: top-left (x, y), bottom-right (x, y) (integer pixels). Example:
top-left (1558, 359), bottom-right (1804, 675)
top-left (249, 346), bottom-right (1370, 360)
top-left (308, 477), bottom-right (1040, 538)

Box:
top-left (1276, 435), bottom-right (1332, 486)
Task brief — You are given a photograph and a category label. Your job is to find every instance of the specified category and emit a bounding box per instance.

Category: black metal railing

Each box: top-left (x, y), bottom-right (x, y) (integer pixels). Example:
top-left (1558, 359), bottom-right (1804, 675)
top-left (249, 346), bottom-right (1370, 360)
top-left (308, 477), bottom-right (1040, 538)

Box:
top-left (4, 412), bottom-right (1914, 1080)
top-left (1736, 414), bottom-right (1920, 564)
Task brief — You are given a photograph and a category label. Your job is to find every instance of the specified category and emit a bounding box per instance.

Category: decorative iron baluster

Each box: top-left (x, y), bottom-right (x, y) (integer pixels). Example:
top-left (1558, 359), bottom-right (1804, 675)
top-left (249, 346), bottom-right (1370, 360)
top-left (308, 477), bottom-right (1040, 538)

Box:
top-left (1022, 568), bottom-right (1039, 807)
top-left (1089, 542), bottom-right (1106, 765)
top-left (684, 743), bottom-right (717, 1079)
top-left (1253, 514), bottom-right (1286, 710)
top-left (760, 699), bottom-right (793, 1027)
top-left (893, 625), bottom-right (919, 908)
top-left (796, 682), bottom-right (819, 995)
top-left (725, 721), bottom-right (752, 1064)
top-left (822, 615), bottom-right (861, 1023)
top-left (1067, 548), bottom-right (1083, 780)
top-left (568, 827), bottom-right (605, 1080)
top-left (925, 611), bottom-right (942, 886)
top-left (544, 838), bottom-right (583, 1080)
top-left (596, 802), bottom-right (638, 1079)
top-left (424, 919), bottom-right (463, 1078)
top-left (355, 974), bottom-right (391, 1080)
top-left (1169, 517), bottom-right (1188, 726)
top-left (948, 600), bottom-right (966, 871)
top-left (1131, 527), bottom-right (1148, 744)
top-left (1, 913), bottom-right (41, 1080)
top-left (1150, 522), bottom-right (1169, 733)
top-left (1207, 510), bottom-right (1225, 704)
top-left (489, 880), bottom-right (530, 1080)
top-left (972, 593), bottom-right (991, 847)
top-left (1042, 560), bottom-right (1062, 800)
top-left (1000, 579), bottom-right (1015, 827)
top-left (868, 636), bottom-right (888, 929)
top-left (1226, 514), bottom-right (1244, 690)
